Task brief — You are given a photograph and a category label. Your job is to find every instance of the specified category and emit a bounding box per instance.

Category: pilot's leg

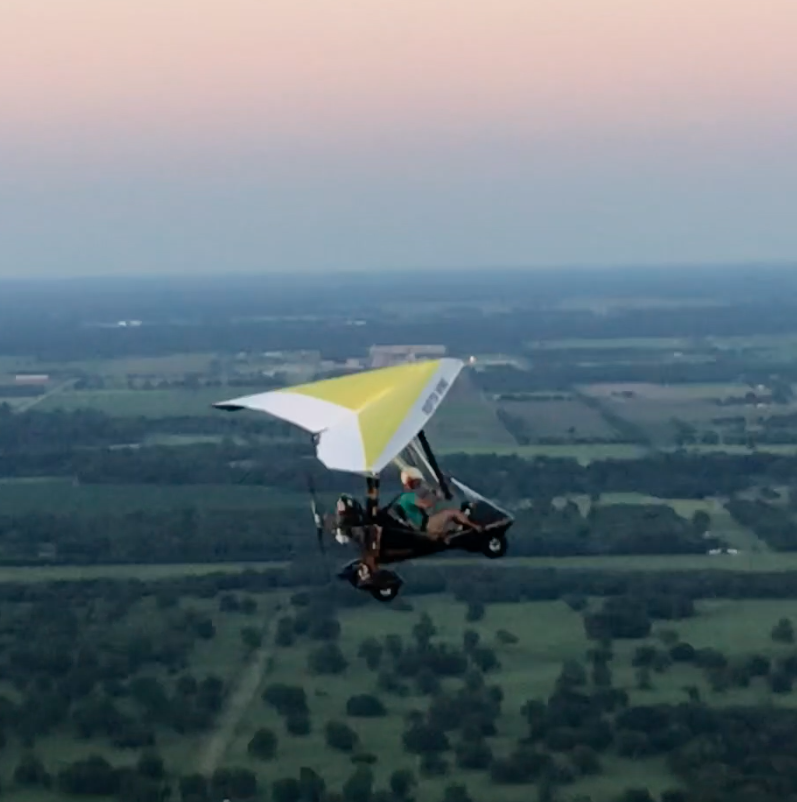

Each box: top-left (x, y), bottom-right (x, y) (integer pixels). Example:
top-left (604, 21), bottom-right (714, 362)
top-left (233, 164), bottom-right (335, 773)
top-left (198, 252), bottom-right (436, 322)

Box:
top-left (426, 509), bottom-right (481, 540)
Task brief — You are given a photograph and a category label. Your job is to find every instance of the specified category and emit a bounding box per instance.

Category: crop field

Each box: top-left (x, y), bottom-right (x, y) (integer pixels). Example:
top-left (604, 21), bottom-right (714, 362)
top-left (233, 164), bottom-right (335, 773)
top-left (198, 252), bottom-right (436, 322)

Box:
top-left (0, 353), bottom-right (221, 380)
top-left (36, 387), bottom-right (227, 416)
top-left (439, 443), bottom-right (649, 463)
top-left (425, 373), bottom-right (516, 451)
top-left (496, 397), bottom-right (618, 441)
top-left (578, 381), bottom-right (784, 444)
top-left (526, 336), bottom-right (698, 352)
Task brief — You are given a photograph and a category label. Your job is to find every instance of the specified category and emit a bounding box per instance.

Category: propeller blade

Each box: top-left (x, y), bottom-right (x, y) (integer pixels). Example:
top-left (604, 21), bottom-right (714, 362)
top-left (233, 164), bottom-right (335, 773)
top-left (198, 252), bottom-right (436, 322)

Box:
top-left (306, 473), bottom-right (326, 553)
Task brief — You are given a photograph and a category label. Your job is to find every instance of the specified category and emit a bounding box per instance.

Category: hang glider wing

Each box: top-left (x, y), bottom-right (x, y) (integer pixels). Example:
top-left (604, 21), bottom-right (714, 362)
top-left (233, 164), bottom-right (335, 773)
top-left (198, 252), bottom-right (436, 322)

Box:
top-left (214, 358), bottom-right (464, 475)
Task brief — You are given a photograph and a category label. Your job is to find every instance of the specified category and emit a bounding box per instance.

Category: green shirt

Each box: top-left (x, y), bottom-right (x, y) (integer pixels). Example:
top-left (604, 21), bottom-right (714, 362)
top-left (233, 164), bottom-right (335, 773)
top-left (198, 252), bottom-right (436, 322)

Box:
top-left (395, 489), bottom-right (431, 529)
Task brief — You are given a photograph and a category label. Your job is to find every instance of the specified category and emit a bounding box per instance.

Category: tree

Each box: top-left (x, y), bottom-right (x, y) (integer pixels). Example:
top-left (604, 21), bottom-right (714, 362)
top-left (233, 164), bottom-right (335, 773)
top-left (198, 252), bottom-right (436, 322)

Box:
top-left (58, 755), bottom-right (119, 796)
top-left (272, 777), bottom-right (301, 802)
top-left (346, 695), bottom-right (387, 718)
top-left (413, 613), bottom-right (437, 646)
top-left (618, 790), bottom-right (654, 802)
top-left (463, 630), bottom-right (480, 653)
top-left (769, 671), bottom-right (793, 694)
top-left (591, 661), bottom-right (612, 688)
top-left (669, 642), bottom-right (696, 662)
top-left (420, 753), bottom-right (449, 777)
top-left (240, 627), bottom-right (262, 652)
top-left (403, 723), bottom-right (450, 755)
top-left (571, 745), bottom-right (601, 776)
top-left (635, 667), bottom-right (653, 691)
top-left (247, 728), bottom-right (278, 760)
top-left (263, 684), bottom-right (308, 716)
top-left (298, 768), bottom-right (326, 802)
top-left (441, 783), bottom-right (473, 802)
top-left (325, 721), bottom-right (359, 752)
top-left (275, 617), bottom-right (296, 647)
top-left (416, 668), bottom-right (441, 696)
top-left (194, 618), bottom-right (216, 640)
top-left (455, 739), bottom-right (493, 770)
top-left (389, 769), bottom-right (417, 801)
top-left (470, 647), bottom-right (499, 673)
top-left (466, 602), bottom-right (485, 623)
top-left (210, 768), bottom-right (257, 800)
top-left (308, 643), bottom-right (348, 675)
top-left (14, 752), bottom-right (51, 787)
top-left (309, 617), bottom-right (341, 641)
top-left (557, 660), bottom-right (587, 689)
top-left (357, 637), bottom-right (383, 671)
top-left (342, 767), bottom-right (374, 802)
top-left (691, 510), bottom-right (711, 534)
top-left (136, 749), bottom-right (165, 780)
top-left (286, 714), bottom-right (311, 736)
top-left (772, 617), bottom-right (795, 643)
top-left (564, 594), bottom-right (588, 612)
top-left (179, 774), bottom-right (208, 802)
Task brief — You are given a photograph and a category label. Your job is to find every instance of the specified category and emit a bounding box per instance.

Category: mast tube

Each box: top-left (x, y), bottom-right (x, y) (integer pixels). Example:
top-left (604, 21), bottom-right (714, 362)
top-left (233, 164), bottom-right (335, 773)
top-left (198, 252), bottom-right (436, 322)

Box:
top-left (417, 430), bottom-right (452, 500)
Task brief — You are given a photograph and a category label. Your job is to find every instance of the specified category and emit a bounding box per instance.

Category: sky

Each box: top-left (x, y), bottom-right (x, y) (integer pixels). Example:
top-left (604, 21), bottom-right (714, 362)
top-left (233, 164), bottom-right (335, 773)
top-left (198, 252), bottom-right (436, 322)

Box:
top-left (1, 0), bottom-right (796, 278)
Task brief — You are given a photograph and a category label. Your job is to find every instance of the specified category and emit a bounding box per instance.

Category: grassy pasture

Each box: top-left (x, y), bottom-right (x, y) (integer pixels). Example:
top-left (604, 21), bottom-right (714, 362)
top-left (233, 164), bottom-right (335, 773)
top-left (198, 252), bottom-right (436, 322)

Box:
top-left (224, 595), bottom-right (681, 802)
top-left (224, 593), bottom-right (797, 801)
top-left (0, 591), bottom-right (794, 800)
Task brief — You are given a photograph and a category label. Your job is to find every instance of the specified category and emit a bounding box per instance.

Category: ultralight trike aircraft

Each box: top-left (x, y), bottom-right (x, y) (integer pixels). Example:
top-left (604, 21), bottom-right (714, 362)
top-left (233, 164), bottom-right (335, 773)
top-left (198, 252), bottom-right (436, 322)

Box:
top-left (213, 358), bottom-right (513, 602)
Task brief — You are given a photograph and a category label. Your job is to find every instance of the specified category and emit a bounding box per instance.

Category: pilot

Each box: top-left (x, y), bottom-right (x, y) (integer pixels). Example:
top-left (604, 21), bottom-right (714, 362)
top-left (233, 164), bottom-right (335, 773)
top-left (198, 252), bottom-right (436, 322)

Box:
top-left (395, 466), bottom-right (482, 541)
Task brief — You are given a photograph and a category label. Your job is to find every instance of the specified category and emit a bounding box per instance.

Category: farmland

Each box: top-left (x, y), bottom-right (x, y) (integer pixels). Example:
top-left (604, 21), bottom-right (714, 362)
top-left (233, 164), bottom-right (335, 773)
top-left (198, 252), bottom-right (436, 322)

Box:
top-left (5, 269), bottom-right (797, 801)
top-left (6, 581), bottom-right (797, 802)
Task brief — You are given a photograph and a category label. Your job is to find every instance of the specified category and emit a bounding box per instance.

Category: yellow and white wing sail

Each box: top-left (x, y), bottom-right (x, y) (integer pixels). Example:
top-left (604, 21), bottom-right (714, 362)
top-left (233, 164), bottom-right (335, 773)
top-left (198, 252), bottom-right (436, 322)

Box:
top-left (214, 358), bottom-right (463, 475)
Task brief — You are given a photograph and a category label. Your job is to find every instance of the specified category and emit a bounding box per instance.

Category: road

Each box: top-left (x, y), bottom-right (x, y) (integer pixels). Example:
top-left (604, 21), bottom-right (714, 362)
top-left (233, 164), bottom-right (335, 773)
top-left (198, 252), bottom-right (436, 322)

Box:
top-left (14, 378), bottom-right (76, 413)
top-left (197, 615), bottom-right (274, 775)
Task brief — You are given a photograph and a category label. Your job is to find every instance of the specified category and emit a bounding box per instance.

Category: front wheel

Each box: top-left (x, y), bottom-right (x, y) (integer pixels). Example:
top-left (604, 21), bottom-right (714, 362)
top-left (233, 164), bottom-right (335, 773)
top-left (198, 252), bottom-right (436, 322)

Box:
top-left (370, 584), bottom-right (400, 603)
top-left (482, 534), bottom-right (507, 559)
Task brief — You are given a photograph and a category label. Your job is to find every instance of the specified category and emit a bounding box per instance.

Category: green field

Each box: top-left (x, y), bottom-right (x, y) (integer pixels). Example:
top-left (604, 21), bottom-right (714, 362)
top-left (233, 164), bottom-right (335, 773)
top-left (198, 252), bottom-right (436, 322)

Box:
top-left (36, 387), bottom-right (228, 416)
top-left (439, 443), bottom-right (649, 463)
top-left (203, 593), bottom-right (797, 802)
top-left (0, 592), bottom-right (281, 796)
top-left (216, 595), bottom-right (675, 802)
top-left (426, 372), bottom-right (516, 451)
top-left (5, 547), bottom-right (797, 587)
top-left (0, 481), bottom-right (314, 516)
top-left (0, 353), bottom-right (220, 380)
top-left (496, 397), bottom-right (618, 441)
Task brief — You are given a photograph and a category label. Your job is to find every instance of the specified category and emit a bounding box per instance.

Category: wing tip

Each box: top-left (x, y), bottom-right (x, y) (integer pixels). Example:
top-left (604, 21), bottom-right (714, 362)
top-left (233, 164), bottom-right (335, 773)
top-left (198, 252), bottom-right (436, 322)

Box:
top-left (213, 402), bottom-right (245, 412)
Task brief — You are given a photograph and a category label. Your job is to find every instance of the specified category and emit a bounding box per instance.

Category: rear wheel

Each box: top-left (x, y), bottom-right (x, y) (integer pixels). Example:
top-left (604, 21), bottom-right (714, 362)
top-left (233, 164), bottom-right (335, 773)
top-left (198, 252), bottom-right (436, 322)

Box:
top-left (482, 533), bottom-right (507, 558)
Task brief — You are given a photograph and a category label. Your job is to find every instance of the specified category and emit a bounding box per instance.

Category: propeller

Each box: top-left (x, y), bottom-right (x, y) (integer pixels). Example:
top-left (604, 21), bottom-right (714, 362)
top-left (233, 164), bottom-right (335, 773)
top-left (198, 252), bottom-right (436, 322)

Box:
top-left (306, 473), bottom-right (326, 554)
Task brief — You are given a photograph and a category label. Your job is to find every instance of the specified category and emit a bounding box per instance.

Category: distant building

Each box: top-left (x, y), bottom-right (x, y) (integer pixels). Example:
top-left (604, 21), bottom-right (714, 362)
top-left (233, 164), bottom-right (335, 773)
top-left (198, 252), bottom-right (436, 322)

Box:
top-left (15, 374), bottom-right (49, 384)
top-left (369, 344), bottom-right (447, 368)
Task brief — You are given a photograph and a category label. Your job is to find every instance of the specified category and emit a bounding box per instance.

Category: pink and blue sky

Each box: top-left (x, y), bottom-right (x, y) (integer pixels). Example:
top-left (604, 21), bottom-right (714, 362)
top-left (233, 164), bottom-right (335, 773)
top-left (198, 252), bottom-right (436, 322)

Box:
top-left (2, 0), bottom-right (796, 276)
